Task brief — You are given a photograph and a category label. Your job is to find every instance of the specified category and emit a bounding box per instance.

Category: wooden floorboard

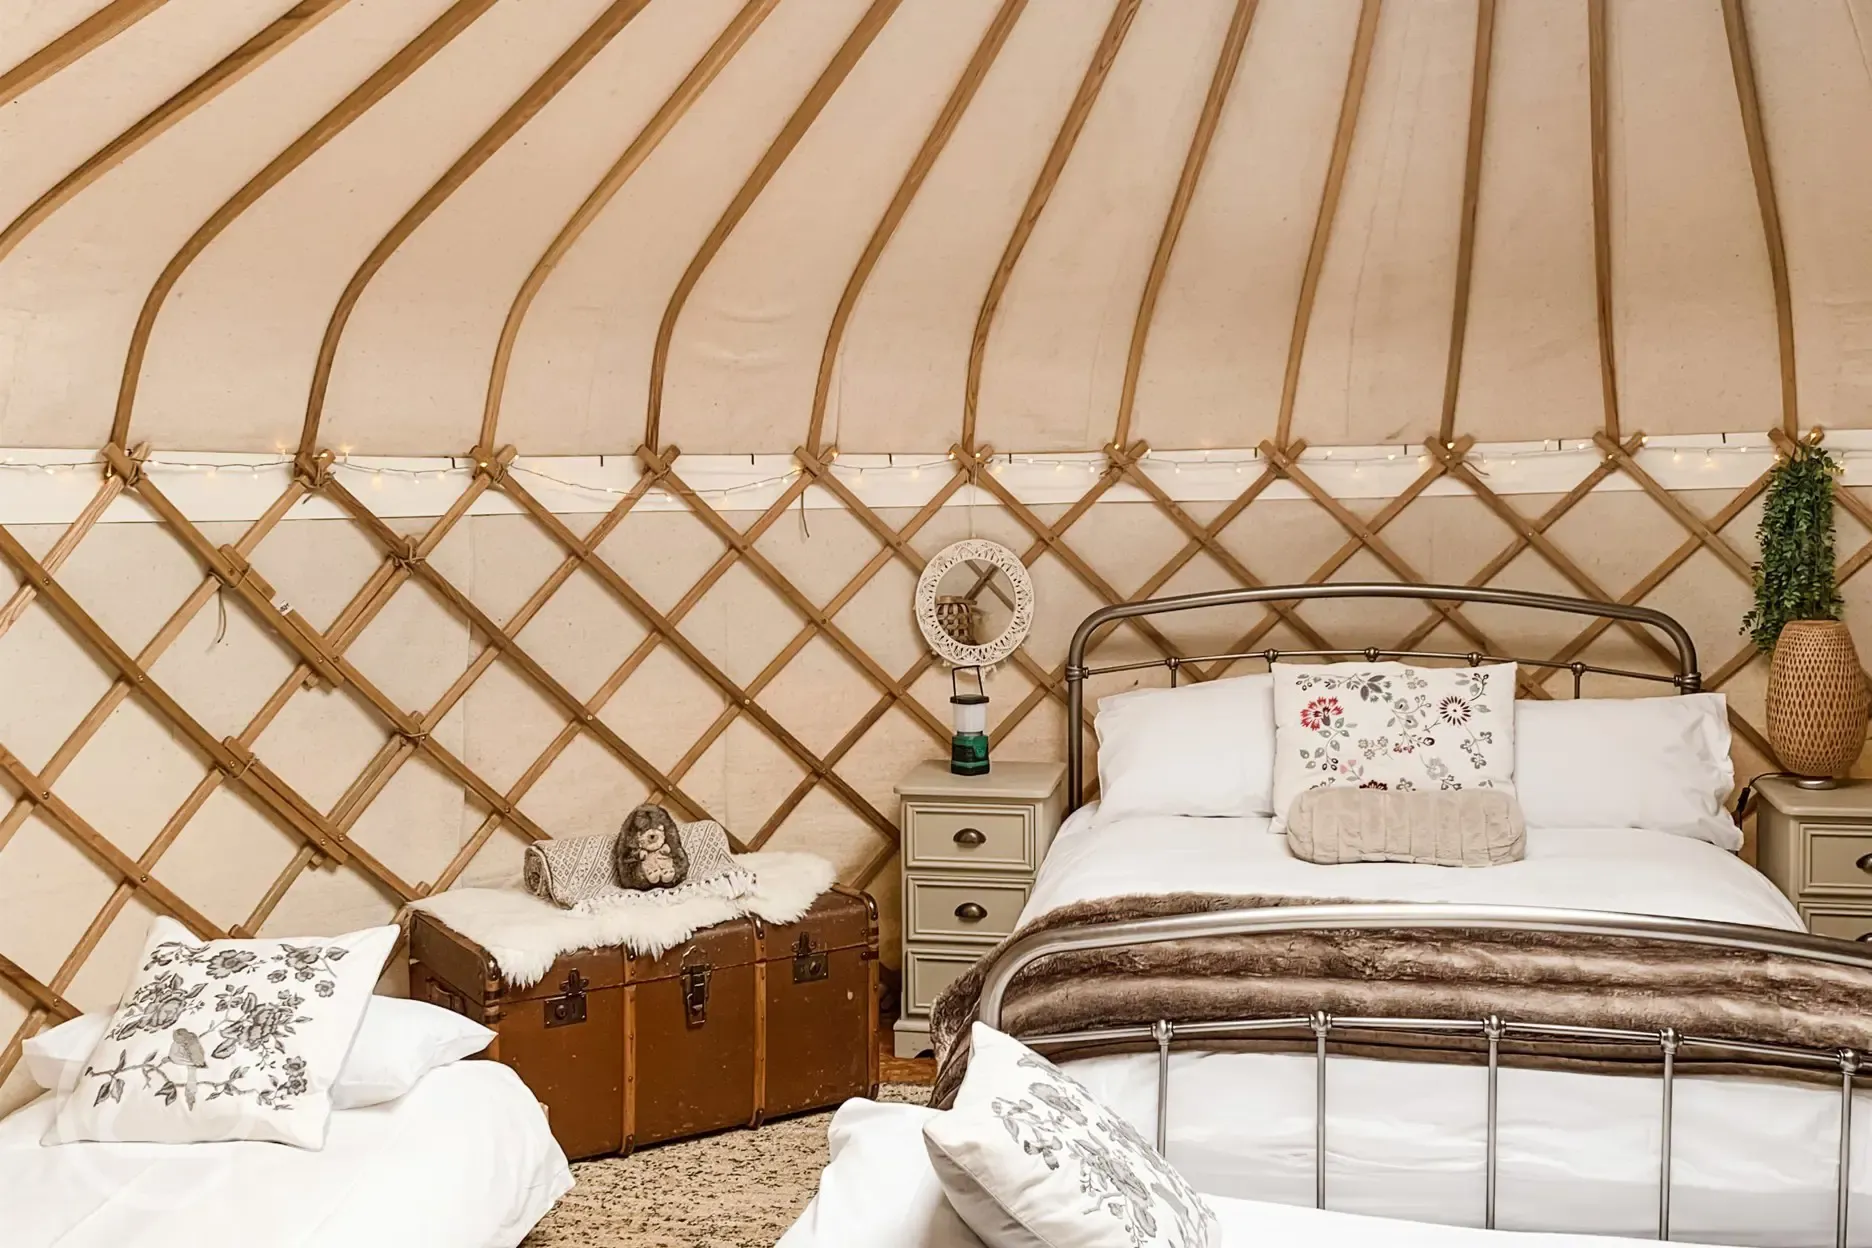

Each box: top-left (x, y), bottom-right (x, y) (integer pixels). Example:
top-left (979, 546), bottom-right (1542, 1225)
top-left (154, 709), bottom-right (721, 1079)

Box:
top-left (880, 1034), bottom-right (935, 1087)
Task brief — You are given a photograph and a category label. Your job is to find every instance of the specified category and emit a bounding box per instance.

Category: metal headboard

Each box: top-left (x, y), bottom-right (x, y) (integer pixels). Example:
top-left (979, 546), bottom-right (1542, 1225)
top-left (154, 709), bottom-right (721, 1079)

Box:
top-left (1063, 583), bottom-right (1702, 811)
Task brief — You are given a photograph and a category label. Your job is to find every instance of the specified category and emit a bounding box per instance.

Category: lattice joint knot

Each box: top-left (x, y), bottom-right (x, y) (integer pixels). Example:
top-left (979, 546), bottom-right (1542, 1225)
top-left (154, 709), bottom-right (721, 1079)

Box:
top-left (389, 540), bottom-right (425, 573)
top-left (293, 450), bottom-right (334, 489)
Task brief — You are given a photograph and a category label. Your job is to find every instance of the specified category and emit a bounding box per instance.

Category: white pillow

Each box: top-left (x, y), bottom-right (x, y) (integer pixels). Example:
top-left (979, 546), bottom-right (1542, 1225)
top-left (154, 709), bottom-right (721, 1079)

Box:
top-left (42, 917), bottom-right (396, 1149)
top-left (778, 1099), bottom-right (983, 1248)
top-left (329, 996), bottom-right (494, 1108)
top-left (923, 1023), bottom-right (1221, 1248)
top-left (1514, 693), bottom-right (1739, 850)
top-left (1094, 674), bottom-right (1275, 824)
top-left (24, 995), bottom-right (491, 1108)
top-left (1271, 662), bottom-right (1517, 833)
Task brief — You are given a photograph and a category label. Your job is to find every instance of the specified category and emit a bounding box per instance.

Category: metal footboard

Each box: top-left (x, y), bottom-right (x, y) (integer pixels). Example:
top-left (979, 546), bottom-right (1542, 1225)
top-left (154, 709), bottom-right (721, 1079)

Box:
top-left (975, 904), bottom-right (1872, 1246)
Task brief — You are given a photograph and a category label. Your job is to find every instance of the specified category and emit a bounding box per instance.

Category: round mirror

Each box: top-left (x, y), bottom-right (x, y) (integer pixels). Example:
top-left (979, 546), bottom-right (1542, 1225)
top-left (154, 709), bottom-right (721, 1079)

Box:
top-left (914, 540), bottom-right (1034, 668)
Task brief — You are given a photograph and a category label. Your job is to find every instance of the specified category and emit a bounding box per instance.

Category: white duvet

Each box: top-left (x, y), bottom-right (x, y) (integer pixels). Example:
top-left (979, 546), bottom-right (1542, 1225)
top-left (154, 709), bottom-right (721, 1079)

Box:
top-left (1024, 806), bottom-right (1804, 928)
top-left (780, 1099), bottom-right (1727, 1248)
top-left (0, 1060), bottom-right (570, 1248)
top-left (1003, 808), bottom-right (1867, 1244)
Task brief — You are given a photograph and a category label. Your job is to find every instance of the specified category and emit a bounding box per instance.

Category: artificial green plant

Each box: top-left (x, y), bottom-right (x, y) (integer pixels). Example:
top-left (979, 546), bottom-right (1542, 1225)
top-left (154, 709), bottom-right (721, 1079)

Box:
top-left (1742, 439), bottom-right (1843, 654)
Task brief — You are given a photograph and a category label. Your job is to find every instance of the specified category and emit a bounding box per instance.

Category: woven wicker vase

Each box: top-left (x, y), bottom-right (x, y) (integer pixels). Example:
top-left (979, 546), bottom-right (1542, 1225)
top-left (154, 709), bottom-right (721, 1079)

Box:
top-left (1765, 620), bottom-right (1871, 782)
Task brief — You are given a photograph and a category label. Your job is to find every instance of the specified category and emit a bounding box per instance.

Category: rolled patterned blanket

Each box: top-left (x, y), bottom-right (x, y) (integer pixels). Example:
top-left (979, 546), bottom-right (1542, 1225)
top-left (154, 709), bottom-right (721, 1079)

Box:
top-left (523, 818), bottom-right (750, 910)
top-left (522, 830), bottom-right (622, 908)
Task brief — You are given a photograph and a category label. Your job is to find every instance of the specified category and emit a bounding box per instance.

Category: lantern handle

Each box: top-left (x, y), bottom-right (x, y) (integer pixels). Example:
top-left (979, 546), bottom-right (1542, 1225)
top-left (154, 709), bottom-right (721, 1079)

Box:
top-left (952, 665), bottom-right (986, 700)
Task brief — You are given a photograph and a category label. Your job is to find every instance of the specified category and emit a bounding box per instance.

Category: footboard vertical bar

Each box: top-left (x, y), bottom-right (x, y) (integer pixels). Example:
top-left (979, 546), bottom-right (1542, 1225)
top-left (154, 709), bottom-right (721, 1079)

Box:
top-left (1659, 1029), bottom-right (1678, 1241)
top-left (1840, 1049), bottom-right (1858, 1248)
top-left (1312, 1011), bottom-right (1331, 1210)
top-left (1153, 1019), bottom-right (1174, 1154)
top-left (1484, 1015), bottom-right (1502, 1230)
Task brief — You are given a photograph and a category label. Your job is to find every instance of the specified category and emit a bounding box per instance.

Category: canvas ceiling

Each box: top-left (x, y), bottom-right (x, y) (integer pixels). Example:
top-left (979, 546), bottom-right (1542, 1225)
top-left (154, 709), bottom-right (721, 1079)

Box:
top-left (0, 0), bottom-right (1868, 456)
top-left (2, 0), bottom-right (1872, 1117)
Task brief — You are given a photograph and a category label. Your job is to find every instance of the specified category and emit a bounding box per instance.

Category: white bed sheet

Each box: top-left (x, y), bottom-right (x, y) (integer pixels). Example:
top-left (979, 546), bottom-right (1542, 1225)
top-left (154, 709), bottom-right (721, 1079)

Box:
top-left (1007, 807), bottom-right (1865, 1244)
top-left (779, 1099), bottom-right (1727, 1248)
top-left (0, 1059), bottom-right (571, 1248)
top-left (1023, 805), bottom-right (1805, 929)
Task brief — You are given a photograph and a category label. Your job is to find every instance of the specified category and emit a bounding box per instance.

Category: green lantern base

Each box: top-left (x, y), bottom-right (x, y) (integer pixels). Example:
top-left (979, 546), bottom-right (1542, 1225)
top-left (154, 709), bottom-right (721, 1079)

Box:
top-left (950, 732), bottom-right (990, 777)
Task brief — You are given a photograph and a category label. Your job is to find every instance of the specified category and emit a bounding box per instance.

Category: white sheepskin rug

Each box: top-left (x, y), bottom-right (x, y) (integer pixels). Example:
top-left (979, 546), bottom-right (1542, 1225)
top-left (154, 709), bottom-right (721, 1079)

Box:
top-left (406, 852), bottom-right (837, 988)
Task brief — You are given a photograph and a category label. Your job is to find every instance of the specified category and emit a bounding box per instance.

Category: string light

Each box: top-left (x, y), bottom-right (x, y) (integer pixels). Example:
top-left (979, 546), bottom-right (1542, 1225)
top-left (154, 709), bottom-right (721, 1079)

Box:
top-left (0, 440), bottom-right (1862, 514)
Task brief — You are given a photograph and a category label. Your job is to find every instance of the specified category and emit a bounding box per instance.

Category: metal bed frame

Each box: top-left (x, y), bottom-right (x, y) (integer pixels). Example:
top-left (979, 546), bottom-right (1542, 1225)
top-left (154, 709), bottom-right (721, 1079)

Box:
top-left (978, 583), bottom-right (1872, 1246)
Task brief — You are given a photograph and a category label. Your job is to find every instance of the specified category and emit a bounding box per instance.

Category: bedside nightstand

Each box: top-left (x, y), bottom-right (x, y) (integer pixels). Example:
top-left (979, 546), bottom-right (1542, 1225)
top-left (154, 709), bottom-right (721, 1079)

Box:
top-left (892, 759), bottom-right (1066, 1059)
top-left (1754, 777), bottom-right (1872, 941)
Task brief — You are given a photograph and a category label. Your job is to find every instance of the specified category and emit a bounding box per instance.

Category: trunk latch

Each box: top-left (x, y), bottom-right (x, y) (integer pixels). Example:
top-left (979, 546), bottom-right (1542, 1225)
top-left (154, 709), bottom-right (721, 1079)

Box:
top-left (682, 962), bottom-right (711, 1026)
top-left (544, 967), bottom-right (588, 1029)
top-left (793, 933), bottom-right (829, 984)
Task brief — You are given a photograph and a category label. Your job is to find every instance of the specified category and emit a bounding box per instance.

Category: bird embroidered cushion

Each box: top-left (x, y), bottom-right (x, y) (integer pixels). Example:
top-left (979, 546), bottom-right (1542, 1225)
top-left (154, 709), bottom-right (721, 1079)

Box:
top-left (1270, 661), bottom-right (1518, 834)
top-left (43, 917), bottom-right (397, 1149)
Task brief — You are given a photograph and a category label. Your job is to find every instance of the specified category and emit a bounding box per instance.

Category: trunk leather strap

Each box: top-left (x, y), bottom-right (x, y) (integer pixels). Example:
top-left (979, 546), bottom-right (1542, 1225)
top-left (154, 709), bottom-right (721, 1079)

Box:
top-left (621, 979), bottom-right (637, 1154)
top-left (750, 919), bottom-right (768, 1127)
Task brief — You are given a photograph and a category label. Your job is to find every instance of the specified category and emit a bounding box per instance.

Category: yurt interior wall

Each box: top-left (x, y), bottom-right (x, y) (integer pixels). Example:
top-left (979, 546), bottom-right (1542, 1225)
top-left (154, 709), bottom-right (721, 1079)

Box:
top-left (1, 0), bottom-right (1868, 1116)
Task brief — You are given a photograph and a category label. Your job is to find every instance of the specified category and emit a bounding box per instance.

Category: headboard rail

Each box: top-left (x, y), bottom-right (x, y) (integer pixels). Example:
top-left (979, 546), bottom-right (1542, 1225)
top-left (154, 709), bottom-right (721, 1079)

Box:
top-left (1062, 582), bottom-right (1702, 810)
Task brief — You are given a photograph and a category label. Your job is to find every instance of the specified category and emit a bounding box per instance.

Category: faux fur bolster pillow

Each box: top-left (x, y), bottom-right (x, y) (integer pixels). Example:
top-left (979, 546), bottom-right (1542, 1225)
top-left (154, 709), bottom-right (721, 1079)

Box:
top-left (1286, 787), bottom-right (1526, 867)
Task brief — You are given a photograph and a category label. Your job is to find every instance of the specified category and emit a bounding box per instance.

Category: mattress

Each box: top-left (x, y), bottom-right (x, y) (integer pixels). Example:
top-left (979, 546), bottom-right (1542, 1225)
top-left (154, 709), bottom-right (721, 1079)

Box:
top-left (0, 1059), bottom-right (571, 1248)
top-left (1010, 807), bottom-right (1864, 1244)
top-left (779, 1098), bottom-right (1727, 1248)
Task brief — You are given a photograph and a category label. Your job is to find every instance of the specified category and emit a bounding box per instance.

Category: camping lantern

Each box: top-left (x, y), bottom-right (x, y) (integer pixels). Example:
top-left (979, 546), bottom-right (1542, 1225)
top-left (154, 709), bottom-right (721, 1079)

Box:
top-left (950, 666), bottom-right (990, 777)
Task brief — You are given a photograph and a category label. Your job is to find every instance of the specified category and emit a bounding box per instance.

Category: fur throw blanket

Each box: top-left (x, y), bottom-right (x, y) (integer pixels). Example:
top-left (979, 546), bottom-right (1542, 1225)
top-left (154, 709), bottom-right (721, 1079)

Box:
top-left (929, 892), bottom-right (1872, 1107)
top-left (407, 851), bottom-right (835, 988)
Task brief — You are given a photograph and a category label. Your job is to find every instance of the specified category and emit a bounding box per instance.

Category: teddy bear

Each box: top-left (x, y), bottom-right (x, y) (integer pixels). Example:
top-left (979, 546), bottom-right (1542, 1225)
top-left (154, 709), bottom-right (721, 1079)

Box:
top-left (614, 803), bottom-right (690, 890)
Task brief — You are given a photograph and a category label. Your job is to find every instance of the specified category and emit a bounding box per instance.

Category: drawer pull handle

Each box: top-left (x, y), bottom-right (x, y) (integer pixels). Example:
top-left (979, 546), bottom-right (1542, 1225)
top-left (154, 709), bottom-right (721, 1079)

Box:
top-left (954, 902), bottom-right (988, 923)
top-left (953, 827), bottom-right (986, 847)
top-left (1856, 853), bottom-right (1872, 874)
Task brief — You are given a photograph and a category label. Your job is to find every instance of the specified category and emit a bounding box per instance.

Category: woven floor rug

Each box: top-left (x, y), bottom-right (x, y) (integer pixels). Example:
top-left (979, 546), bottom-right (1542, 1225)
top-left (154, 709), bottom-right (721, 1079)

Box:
top-left (522, 1085), bottom-right (929, 1248)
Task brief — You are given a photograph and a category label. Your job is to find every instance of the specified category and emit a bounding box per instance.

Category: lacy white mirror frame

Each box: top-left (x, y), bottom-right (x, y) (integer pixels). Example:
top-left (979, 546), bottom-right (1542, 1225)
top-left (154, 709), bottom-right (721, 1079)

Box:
top-left (914, 539), bottom-right (1035, 669)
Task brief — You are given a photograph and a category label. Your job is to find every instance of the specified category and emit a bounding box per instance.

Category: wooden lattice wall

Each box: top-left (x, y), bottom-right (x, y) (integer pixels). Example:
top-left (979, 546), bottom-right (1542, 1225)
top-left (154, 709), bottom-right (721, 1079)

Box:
top-left (2, 0), bottom-right (1870, 1111)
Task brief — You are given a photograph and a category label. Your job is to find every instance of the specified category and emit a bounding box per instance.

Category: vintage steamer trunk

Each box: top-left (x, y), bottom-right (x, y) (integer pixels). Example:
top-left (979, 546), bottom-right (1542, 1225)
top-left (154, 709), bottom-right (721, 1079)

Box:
top-left (408, 886), bottom-right (880, 1159)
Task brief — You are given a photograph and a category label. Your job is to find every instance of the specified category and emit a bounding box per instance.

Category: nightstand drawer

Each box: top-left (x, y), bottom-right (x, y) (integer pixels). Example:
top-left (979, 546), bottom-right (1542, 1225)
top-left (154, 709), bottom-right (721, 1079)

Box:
top-left (904, 948), bottom-right (979, 1015)
top-left (905, 803), bottom-right (1033, 871)
top-left (906, 877), bottom-right (1029, 944)
top-left (1805, 905), bottom-right (1872, 944)
top-left (1804, 826), bottom-right (1872, 894)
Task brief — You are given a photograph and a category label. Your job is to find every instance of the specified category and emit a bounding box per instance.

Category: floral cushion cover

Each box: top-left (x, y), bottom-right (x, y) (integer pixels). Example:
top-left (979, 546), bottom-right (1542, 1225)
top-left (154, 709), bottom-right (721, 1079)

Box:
top-left (923, 1022), bottom-right (1219, 1248)
top-left (1270, 661), bottom-right (1517, 833)
top-left (43, 916), bottom-right (397, 1149)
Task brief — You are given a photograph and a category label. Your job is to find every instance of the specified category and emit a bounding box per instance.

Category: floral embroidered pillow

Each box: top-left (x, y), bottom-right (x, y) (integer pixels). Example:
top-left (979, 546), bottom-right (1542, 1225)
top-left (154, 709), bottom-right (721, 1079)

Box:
top-left (43, 917), bottom-right (397, 1150)
top-left (923, 1022), bottom-right (1220, 1248)
top-left (1270, 661), bottom-right (1517, 834)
